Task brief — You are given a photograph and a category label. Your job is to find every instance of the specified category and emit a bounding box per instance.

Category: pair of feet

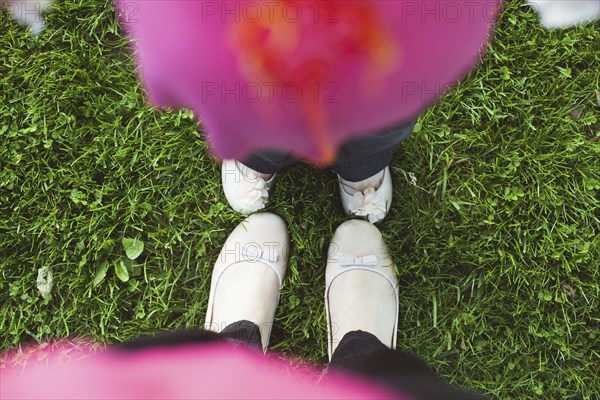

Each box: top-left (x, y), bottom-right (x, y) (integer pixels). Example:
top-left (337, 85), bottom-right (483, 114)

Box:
top-left (205, 213), bottom-right (398, 359)
top-left (222, 160), bottom-right (393, 224)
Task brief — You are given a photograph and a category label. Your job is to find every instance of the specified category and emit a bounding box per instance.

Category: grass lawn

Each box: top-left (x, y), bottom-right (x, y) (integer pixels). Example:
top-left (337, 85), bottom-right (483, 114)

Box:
top-left (1, 1), bottom-right (599, 398)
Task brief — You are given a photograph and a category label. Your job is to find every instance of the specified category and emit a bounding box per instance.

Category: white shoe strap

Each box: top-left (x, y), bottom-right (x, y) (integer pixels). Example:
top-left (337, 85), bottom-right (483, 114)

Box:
top-left (217, 245), bottom-right (284, 286)
top-left (339, 254), bottom-right (378, 267)
top-left (329, 253), bottom-right (397, 290)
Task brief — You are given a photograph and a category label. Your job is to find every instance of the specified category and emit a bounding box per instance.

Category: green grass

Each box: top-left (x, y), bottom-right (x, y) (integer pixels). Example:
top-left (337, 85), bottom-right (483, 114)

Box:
top-left (1, 1), bottom-right (599, 399)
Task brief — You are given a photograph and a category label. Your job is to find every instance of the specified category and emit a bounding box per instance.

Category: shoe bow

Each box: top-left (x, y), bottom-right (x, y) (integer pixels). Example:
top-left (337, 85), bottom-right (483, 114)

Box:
top-left (349, 187), bottom-right (387, 224)
top-left (242, 245), bottom-right (279, 264)
top-left (339, 254), bottom-right (378, 268)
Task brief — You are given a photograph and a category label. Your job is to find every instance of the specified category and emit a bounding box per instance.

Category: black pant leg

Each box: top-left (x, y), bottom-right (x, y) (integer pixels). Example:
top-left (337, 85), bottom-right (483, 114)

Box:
top-left (220, 320), bottom-right (263, 350)
top-left (242, 120), bottom-right (414, 178)
top-left (118, 320), bottom-right (263, 352)
top-left (329, 330), bottom-right (486, 400)
top-left (242, 151), bottom-right (298, 175)
top-left (333, 120), bottom-right (415, 182)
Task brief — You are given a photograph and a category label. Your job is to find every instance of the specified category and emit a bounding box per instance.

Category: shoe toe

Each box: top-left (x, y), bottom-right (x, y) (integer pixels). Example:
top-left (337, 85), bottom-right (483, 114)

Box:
top-left (233, 213), bottom-right (288, 250)
top-left (222, 160), bottom-right (271, 214)
top-left (206, 213), bottom-right (290, 351)
top-left (325, 219), bottom-right (399, 359)
top-left (328, 220), bottom-right (392, 271)
top-left (338, 167), bottom-right (392, 224)
top-left (222, 213), bottom-right (289, 282)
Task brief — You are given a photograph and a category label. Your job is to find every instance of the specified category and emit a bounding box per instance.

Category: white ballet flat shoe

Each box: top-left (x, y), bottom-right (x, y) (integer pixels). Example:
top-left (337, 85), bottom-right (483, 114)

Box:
top-left (325, 219), bottom-right (399, 360)
top-left (222, 160), bottom-right (276, 214)
top-left (338, 167), bottom-right (392, 224)
top-left (205, 213), bottom-right (289, 351)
